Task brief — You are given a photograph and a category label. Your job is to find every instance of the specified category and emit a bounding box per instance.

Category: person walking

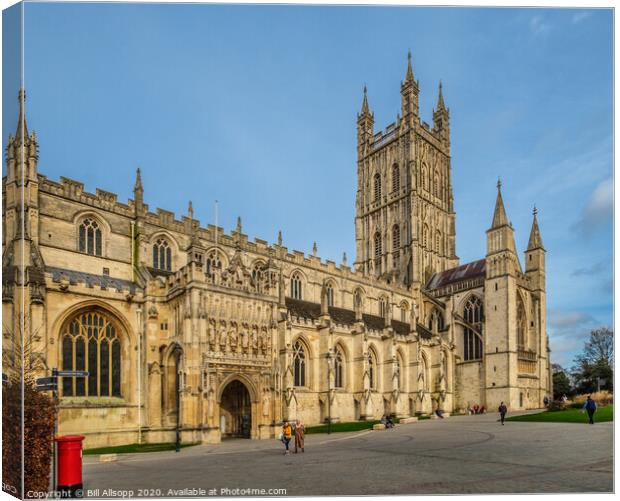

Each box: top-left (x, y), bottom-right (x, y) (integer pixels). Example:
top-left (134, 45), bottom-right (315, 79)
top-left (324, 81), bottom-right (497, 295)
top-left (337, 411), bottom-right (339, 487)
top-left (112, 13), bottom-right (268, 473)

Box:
top-left (294, 419), bottom-right (305, 453)
top-left (543, 395), bottom-right (549, 407)
top-left (498, 402), bottom-right (508, 425)
top-left (282, 420), bottom-right (293, 454)
top-left (583, 395), bottom-right (597, 425)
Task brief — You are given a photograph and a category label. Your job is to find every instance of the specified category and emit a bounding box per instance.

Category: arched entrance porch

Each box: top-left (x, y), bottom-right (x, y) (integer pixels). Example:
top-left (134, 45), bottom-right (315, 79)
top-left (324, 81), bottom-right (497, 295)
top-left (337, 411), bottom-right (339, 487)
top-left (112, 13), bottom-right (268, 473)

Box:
top-left (220, 380), bottom-right (252, 439)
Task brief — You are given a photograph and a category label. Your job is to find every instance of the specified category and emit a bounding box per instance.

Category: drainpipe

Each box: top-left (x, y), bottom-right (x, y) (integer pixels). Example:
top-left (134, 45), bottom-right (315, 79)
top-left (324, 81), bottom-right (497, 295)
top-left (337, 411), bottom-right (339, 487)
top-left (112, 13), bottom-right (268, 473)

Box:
top-left (136, 306), bottom-right (143, 444)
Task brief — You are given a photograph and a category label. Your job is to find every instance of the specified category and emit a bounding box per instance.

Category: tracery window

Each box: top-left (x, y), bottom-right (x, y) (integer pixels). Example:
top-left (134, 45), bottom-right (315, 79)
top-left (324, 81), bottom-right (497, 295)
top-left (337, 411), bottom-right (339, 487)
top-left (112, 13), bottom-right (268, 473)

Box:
top-left (463, 296), bottom-right (484, 361)
top-left (326, 283), bottom-right (334, 307)
top-left (379, 297), bottom-right (388, 318)
top-left (293, 340), bottom-right (306, 387)
top-left (374, 232), bottom-right (382, 272)
top-left (374, 173), bottom-right (382, 203)
top-left (290, 272), bottom-right (303, 300)
top-left (61, 310), bottom-right (121, 397)
top-left (368, 350), bottom-right (377, 390)
top-left (152, 238), bottom-right (172, 271)
top-left (334, 347), bottom-right (344, 388)
top-left (392, 225), bottom-right (400, 267)
top-left (78, 217), bottom-right (102, 256)
top-left (206, 250), bottom-right (222, 276)
top-left (433, 174), bottom-right (439, 198)
top-left (392, 164), bottom-right (400, 193)
top-left (400, 301), bottom-right (409, 323)
top-left (252, 262), bottom-right (265, 288)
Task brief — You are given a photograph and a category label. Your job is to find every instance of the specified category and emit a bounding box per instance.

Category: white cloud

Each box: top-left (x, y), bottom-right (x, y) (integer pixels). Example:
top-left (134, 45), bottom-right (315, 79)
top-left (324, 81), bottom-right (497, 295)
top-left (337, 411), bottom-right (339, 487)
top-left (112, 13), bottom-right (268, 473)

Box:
top-left (572, 11), bottom-right (592, 24)
top-left (571, 177), bottom-right (613, 237)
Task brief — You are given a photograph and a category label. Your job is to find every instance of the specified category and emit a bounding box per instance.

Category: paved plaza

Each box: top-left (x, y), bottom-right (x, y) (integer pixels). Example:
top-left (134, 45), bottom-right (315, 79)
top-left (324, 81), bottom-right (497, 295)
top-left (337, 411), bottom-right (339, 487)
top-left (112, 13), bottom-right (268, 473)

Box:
top-left (82, 412), bottom-right (613, 496)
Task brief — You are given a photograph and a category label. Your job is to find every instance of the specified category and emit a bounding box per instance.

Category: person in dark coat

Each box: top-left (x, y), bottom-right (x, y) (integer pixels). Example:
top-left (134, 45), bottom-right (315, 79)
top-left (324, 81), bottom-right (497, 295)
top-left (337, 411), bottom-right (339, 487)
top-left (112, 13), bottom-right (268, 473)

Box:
top-left (583, 395), bottom-right (597, 425)
top-left (498, 402), bottom-right (508, 425)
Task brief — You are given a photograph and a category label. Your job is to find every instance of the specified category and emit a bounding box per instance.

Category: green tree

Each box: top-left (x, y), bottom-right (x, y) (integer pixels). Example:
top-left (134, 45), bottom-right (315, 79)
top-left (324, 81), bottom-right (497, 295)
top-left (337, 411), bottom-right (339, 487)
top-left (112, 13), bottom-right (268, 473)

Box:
top-left (571, 327), bottom-right (614, 394)
top-left (552, 370), bottom-right (572, 399)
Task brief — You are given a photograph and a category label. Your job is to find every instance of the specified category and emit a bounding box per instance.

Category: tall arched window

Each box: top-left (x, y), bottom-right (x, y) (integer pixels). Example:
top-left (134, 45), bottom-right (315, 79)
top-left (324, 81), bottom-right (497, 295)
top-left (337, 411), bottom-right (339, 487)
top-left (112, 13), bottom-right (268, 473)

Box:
top-left (435, 231), bottom-right (442, 254)
top-left (61, 310), bottom-right (121, 397)
top-left (293, 340), bottom-right (306, 387)
top-left (379, 297), bottom-right (388, 318)
top-left (152, 238), bottom-right (172, 271)
top-left (206, 250), bottom-right (222, 276)
top-left (290, 272), bottom-right (302, 300)
top-left (392, 225), bottom-right (400, 267)
top-left (78, 217), bottom-right (102, 256)
top-left (334, 347), bottom-right (344, 388)
top-left (252, 262), bottom-right (264, 288)
top-left (374, 232), bottom-right (382, 272)
top-left (368, 350), bottom-right (377, 390)
top-left (463, 296), bottom-right (484, 361)
top-left (392, 164), bottom-right (400, 193)
top-left (517, 297), bottom-right (527, 350)
top-left (433, 173), bottom-right (439, 198)
top-left (326, 283), bottom-right (334, 307)
top-left (374, 173), bottom-right (382, 203)
top-left (400, 301), bottom-right (409, 322)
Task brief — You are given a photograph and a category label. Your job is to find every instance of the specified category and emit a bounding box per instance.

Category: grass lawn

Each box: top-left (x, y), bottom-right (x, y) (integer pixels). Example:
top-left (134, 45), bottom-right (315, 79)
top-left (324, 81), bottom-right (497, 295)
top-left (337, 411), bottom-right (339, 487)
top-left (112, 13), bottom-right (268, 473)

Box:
top-left (84, 442), bottom-right (199, 455)
top-left (506, 405), bottom-right (613, 424)
top-left (306, 417), bottom-right (405, 434)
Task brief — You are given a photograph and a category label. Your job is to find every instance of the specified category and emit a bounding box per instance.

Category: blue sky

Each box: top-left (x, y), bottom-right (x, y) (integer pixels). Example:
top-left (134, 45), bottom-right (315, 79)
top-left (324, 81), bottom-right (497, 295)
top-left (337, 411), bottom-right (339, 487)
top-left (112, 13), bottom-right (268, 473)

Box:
top-left (3, 3), bottom-right (613, 368)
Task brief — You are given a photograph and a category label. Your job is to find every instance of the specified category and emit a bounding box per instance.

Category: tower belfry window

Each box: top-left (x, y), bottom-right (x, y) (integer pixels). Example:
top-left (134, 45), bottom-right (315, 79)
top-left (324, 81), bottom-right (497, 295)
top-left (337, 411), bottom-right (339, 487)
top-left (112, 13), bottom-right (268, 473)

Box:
top-left (374, 173), bottom-right (382, 203)
top-left (392, 164), bottom-right (400, 193)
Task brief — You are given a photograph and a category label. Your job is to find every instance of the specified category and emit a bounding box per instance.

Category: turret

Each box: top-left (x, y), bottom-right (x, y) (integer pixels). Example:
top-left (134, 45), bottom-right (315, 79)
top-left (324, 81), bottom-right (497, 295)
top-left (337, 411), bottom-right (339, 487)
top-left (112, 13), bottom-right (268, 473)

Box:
top-left (432, 81), bottom-right (450, 147)
top-left (525, 207), bottom-right (546, 291)
top-left (357, 85), bottom-right (374, 159)
top-left (133, 167), bottom-right (144, 216)
top-left (486, 179), bottom-right (521, 278)
top-left (400, 50), bottom-right (420, 121)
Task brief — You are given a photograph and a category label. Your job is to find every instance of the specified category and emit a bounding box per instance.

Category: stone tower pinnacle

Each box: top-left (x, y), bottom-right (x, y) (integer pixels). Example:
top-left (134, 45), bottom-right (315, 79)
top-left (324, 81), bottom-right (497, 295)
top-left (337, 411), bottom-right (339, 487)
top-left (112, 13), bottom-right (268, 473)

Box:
top-left (527, 206), bottom-right (544, 250)
top-left (491, 178), bottom-right (509, 228)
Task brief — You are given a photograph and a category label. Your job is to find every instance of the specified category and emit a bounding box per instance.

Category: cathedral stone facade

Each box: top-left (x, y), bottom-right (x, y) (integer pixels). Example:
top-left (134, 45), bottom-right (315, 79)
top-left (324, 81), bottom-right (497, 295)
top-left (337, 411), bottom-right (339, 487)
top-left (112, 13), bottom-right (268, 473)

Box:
top-left (3, 57), bottom-right (552, 448)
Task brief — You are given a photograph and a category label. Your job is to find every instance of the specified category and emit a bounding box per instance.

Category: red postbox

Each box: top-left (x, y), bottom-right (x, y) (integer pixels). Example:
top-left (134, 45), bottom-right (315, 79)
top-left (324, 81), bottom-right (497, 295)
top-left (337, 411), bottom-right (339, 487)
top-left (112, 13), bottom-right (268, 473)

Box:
top-left (55, 435), bottom-right (85, 497)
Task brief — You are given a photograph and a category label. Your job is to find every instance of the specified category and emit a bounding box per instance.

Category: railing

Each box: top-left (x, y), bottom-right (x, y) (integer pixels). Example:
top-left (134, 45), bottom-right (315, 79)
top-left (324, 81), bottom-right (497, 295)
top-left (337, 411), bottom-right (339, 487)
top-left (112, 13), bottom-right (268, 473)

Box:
top-left (518, 349), bottom-right (537, 362)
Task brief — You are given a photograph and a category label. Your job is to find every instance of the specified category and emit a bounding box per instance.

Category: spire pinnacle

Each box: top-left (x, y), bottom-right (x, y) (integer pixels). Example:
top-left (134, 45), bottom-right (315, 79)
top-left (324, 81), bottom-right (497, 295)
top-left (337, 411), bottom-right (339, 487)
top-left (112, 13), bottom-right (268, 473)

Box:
top-left (312, 241), bottom-right (317, 256)
top-left (361, 84), bottom-right (369, 114)
top-left (277, 230), bottom-right (283, 246)
top-left (134, 167), bottom-right (143, 192)
top-left (236, 216), bottom-right (242, 234)
top-left (491, 178), bottom-right (509, 228)
top-left (527, 206), bottom-right (544, 250)
top-left (15, 88), bottom-right (28, 143)
top-left (405, 50), bottom-right (414, 82)
top-left (437, 80), bottom-right (446, 110)
top-left (188, 200), bottom-right (194, 220)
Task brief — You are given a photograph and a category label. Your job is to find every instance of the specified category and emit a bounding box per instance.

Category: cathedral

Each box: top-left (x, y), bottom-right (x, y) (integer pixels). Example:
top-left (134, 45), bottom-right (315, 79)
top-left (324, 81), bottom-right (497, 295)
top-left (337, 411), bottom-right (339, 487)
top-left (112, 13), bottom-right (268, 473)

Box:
top-left (3, 55), bottom-right (552, 448)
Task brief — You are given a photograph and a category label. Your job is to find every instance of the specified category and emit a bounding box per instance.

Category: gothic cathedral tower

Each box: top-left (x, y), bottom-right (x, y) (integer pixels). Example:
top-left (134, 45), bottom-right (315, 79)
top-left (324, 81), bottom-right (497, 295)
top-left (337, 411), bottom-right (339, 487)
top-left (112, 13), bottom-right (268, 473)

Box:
top-left (354, 52), bottom-right (459, 286)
